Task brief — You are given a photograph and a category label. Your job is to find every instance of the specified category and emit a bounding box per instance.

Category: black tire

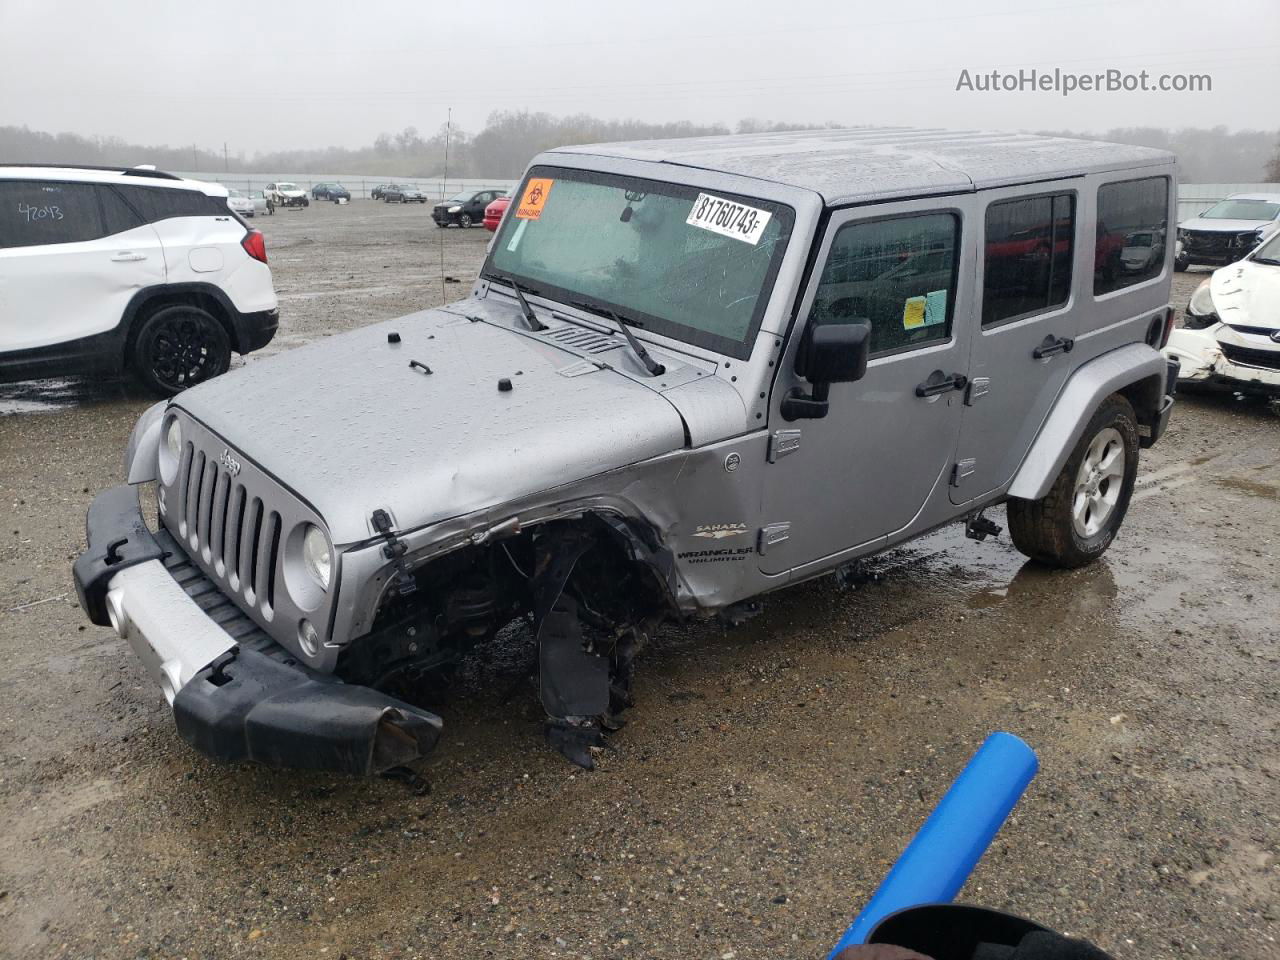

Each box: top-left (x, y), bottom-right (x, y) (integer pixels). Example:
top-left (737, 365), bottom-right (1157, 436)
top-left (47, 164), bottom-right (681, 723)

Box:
top-left (131, 303), bottom-right (232, 396)
top-left (459, 213), bottom-right (473, 228)
top-left (1007, 394), bottom-right (1139, 568)
top-left (1174, 255), bottom-right (1189, 272)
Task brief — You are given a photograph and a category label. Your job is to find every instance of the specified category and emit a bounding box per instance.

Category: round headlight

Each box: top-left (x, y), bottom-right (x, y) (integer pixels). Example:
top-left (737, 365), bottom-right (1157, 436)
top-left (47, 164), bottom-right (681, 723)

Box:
top-left (159, 417), bottom-right (182, 485)
top-left (302, 524), bottom-right (332, 590)
top-left (448, 205), bottom-right (461, 213)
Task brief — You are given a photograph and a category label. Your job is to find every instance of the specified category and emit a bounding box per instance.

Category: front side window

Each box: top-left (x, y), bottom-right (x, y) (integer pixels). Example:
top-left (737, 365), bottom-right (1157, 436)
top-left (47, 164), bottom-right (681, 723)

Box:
top-left (487, 167), bottom-right (795, 359)
top-left (810, 212), bottom-right (959, 356)
top-left (1095, 177), bottom-right (1168, 296)
top-left (983, 193), bottom-right (1075, 326)
top-left (0, 181), bottom-right (106, 249)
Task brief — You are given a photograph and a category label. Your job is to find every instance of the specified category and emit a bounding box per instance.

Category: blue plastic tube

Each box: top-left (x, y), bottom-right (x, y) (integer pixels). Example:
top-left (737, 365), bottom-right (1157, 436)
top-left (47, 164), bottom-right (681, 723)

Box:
top-left (827, 731), bottom-right (1039, 957)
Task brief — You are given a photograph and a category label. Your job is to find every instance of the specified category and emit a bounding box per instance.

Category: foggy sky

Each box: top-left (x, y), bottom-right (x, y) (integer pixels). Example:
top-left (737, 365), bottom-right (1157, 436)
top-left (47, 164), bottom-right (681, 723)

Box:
top-left (2, 0), bottom-right (1275, 155)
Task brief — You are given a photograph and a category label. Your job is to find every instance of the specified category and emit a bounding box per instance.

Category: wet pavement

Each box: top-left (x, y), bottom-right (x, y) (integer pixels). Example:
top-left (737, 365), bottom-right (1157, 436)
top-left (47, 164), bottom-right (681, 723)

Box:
top-left (1, 206), bottom-right (1277, 959)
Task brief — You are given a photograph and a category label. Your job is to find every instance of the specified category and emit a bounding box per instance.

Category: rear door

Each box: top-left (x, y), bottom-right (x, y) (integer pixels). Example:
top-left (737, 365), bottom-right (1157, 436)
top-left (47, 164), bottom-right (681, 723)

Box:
top-left (759, 197), bottom-right (977, 575)
top-left (0, 179), bottom-right (164, 353)
top-left (950, 183), bottom-right (1081, 503)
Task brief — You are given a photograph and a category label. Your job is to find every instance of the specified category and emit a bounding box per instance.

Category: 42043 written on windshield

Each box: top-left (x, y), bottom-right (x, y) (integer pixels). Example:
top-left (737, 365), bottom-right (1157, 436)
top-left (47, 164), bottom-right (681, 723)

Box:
top-left (486, 167), bottom-right (795, 359)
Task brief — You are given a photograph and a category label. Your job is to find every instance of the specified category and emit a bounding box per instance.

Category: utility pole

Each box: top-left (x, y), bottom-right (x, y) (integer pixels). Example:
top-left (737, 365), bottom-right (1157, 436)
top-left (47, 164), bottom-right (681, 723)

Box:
top-left (223, 142), bottom-right (228, 173)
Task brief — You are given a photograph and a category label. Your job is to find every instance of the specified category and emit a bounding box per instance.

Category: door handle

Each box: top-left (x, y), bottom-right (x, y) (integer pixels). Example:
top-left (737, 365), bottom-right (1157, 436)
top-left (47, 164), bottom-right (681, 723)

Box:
top-left (1032, 334), bottom-right (1074, 359)
top-left (111, 252), bottom-right (146, 262)
top-left (915, 370), bottom-right (969, 398)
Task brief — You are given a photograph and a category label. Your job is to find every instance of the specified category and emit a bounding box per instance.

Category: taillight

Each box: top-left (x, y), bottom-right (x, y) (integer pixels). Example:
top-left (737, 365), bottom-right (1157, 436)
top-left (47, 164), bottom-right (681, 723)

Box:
top-left (241, 229), bottom-right (267, 264)
top-left (1160, 307), bottom-right (1175, 348)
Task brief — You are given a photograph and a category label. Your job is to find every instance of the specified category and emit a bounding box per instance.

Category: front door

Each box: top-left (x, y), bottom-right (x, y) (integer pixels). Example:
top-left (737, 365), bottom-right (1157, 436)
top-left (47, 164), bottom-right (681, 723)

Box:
top-left (760, 197), bottom-right (977, 576)
top-left (950, 182), bottom-right (1081, 504)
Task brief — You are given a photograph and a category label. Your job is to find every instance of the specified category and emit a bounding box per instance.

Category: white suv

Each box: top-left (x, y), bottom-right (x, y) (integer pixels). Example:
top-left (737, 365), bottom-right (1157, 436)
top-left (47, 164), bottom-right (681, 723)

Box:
top-left (0, 165), bottom-right (279, 395)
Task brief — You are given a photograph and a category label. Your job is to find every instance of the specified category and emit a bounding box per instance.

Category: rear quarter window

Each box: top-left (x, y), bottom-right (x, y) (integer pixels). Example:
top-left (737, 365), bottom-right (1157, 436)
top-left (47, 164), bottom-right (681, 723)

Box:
top-left (0, 181), bottom-right (105, 249)
top-left (116, 185), bottom-right (228, 224)
top-left (1094, 176), bottom-right (1169, 296)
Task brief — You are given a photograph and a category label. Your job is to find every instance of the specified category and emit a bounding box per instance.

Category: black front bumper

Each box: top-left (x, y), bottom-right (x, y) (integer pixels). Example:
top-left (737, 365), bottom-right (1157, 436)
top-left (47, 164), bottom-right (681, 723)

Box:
top-left (74, 485), bottom-right (442, 776)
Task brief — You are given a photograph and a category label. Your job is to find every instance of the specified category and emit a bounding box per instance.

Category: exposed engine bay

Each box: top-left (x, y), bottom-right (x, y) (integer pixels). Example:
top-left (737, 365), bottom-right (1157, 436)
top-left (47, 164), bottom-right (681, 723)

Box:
top-left (336, 514), bottom-right (676, 768)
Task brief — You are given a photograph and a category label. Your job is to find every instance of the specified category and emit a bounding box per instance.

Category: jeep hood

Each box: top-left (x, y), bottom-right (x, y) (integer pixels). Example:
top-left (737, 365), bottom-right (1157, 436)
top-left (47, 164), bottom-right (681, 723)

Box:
top-left (1211, 260), bottom-right (1280, 330)
top-left (173, 309), bottom-right (690, 544)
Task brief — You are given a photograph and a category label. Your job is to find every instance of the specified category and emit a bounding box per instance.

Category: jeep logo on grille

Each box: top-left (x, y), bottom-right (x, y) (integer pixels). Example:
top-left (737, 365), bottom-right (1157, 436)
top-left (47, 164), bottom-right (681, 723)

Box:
top-left (218, 448), bottom-right (242, 477)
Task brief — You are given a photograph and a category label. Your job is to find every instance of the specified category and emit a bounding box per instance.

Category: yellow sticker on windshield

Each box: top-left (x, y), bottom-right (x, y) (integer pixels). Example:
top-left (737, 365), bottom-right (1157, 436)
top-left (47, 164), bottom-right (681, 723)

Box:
top-left (516, 178), bottom-right (554, 220)
top-left (902, 296), bottom-right (926, 329)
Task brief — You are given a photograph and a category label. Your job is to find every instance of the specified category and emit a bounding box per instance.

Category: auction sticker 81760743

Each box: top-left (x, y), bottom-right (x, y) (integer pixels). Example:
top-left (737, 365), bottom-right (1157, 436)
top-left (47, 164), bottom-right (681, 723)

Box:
top-left (686, 193), bottom-right (772, 245)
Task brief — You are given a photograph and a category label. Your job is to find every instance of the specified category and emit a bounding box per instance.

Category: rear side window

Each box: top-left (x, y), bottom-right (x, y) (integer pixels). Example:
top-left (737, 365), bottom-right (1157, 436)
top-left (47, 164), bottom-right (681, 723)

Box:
top-left (811, 212), bottom-right (960, 356)
top-left (115, 185), bottom-right (226, 224)
top-left (983, 193), bottom-right (1075, 326)
top-left (98, 186), bottom-right (145, 235)
top-left (1094, 177), bottom-right (1168, 296)
top-left (0, 181), bottom-right (105, 249)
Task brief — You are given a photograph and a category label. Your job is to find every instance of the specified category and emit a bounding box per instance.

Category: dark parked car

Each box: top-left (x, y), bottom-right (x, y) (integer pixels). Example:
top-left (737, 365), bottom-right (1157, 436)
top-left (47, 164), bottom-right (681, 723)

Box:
top-left (383, 184), bottom-right (427, 204)
top-left (433, 189), bottom-right (504, 228)
top-left (312, 182), bottom-right (351, 201)
top-left (371, 183), bottom-right (393, 201)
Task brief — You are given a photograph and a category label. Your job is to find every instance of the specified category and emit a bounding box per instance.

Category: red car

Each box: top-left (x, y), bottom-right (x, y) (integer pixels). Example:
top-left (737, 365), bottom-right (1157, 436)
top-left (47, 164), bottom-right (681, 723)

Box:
top-left (483, 195), bottom-right (510, 232)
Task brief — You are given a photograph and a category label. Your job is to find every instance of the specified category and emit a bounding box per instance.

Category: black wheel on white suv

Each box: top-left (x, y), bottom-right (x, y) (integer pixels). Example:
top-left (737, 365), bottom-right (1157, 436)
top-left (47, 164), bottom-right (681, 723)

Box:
top-left (1007, 394), bottom-right (1139, 568)
top-left (131, 303), bottom-right (232, 396)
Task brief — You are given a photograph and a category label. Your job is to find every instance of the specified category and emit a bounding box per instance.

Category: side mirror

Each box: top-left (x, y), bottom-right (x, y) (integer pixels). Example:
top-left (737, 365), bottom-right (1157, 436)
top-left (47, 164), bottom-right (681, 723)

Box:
top-left (799, 322), bottom-right (870, 384)
top-left (781, 322), bottom-right (870, 421)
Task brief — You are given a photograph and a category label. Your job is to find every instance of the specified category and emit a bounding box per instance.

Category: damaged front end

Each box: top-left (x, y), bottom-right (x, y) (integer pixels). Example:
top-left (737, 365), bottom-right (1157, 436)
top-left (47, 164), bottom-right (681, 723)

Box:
top-left (74, 485), bottom-right (443, 776)
top-left (75, 483), bottom-right (679, 775)
top-left (338, 511), bottom-right (677, 770)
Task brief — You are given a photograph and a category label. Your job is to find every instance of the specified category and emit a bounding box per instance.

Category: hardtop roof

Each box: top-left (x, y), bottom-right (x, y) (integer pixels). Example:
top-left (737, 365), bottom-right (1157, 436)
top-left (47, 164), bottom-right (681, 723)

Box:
top-left (549, 126), bottom-right (1174, 206)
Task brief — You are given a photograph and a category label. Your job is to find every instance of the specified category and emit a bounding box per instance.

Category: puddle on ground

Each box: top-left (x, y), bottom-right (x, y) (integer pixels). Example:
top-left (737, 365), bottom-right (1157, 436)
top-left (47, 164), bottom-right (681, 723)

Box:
top-left (0, 377), bottom-right (150, 415)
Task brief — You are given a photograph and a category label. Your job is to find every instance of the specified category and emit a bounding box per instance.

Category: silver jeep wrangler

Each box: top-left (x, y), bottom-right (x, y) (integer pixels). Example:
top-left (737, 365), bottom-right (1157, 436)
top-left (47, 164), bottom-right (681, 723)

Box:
top-left (75, 128), bottom-right (1179, 774)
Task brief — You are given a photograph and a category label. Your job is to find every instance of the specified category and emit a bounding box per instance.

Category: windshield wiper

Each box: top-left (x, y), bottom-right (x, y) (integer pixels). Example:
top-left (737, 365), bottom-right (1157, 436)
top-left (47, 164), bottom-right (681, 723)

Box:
top-left (568, 299), bottom-right (665, 377)
top-left (494, 274), bottom-right (547, 331)
top-left (1252, 256), bottom-right (1280, 266)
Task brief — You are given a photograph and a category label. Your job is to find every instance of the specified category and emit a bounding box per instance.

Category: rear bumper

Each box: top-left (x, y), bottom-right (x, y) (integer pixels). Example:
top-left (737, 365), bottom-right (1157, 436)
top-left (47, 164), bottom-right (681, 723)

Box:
top-left (73, 485), bottom-right (442, 775)
top-left (231, 307), bottom-right (279, 354)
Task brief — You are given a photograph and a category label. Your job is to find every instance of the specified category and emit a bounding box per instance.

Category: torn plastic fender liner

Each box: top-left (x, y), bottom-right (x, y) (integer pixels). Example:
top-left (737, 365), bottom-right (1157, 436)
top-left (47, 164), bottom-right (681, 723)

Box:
top-left (173, 646), bottom-right (442, 776)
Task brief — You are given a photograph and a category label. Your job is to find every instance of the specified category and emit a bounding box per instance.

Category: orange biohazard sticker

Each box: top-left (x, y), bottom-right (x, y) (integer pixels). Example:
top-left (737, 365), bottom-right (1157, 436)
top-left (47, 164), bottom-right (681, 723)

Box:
top-left (515, 178), bottom-right (554, 220)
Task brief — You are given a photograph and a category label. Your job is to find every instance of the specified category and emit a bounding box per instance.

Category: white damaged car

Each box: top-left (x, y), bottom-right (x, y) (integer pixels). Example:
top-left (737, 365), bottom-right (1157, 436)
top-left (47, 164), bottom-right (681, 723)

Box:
top-left (1166, 227), bottom-right (1280, 396)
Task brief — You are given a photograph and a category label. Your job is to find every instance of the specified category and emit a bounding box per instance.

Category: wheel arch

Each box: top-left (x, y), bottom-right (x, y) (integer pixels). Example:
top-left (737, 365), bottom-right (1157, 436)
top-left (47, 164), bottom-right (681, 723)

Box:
top-left (120, 283), bottom-right (242, 367)
top-left (1007, 343), bottom-right (1168, 502)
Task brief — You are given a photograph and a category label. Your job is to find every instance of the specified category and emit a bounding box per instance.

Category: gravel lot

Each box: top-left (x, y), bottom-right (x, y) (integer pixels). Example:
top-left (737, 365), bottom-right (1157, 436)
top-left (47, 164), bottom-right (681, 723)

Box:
top-left (1, 202), bottom-right (1276, 960)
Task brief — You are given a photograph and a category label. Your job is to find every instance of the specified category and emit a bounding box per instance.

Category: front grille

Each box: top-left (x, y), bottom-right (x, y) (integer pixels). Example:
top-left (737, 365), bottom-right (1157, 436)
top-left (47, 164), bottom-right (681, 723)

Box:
top-left (158, 413), bottom-right (338, 667)
top-left (175, 442), bottom-right (283, 618)
top-left (1184, 230), bottom-right (1257, 255)
top-left (1219, 342), bottom-right (1280, 372)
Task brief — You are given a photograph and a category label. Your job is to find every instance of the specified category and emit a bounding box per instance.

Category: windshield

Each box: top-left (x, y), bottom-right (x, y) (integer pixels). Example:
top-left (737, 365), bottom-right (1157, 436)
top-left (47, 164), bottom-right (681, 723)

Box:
top-left (447, 192), bottom-right (473, 202)
top-left (227, 189), bottom-right (243, 198)
top-left (1200, 199), bottom-right (1280, 221)
top-left (485, 166), bottom-right (794, 358)
top-left (1252, 230), bottom-right (1280, 264)
top-left (278, 182), bottom-right (298, 191)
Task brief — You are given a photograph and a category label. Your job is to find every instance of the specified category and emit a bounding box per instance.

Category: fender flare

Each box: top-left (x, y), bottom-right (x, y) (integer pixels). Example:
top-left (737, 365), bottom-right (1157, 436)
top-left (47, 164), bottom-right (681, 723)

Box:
top-left (121, 282), bottom-right (245, 353)
top-left (1007, 343), bottom-right (1167, 502)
